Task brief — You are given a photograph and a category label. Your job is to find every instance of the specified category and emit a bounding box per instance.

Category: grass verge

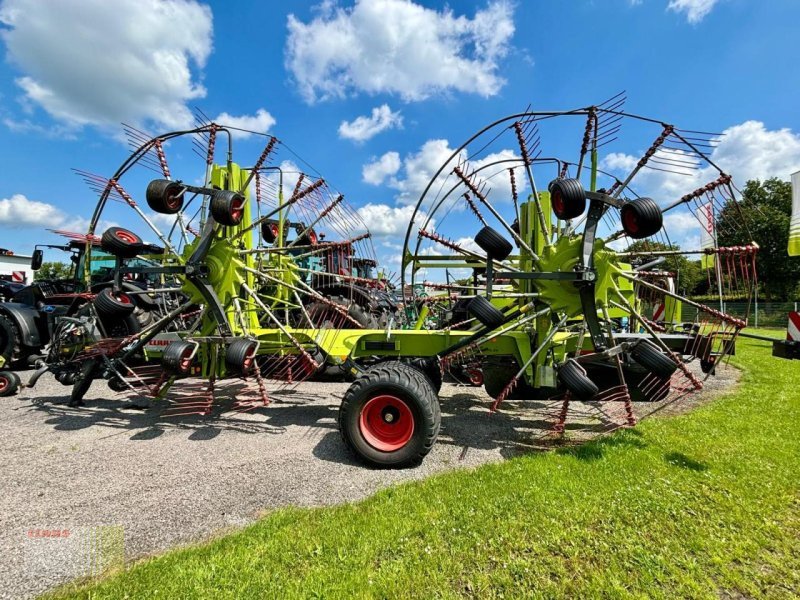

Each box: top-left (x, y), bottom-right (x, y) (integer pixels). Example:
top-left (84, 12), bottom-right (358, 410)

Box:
top-left (50, 335), bottom-right (800, 598)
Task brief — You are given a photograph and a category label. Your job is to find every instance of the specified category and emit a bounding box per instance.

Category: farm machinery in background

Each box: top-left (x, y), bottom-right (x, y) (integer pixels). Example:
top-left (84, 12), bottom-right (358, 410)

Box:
top-left (8, 99), bottom-right (765, 468)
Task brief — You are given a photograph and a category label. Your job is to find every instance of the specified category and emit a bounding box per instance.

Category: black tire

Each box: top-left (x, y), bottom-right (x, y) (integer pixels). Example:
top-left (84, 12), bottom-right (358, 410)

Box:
top-left (620, 197), bottom-right (663, 239)
top-left (549, 178), bottom-right (586, 220)
top-left (94, 288), bottom-right (135, 317)
top-left (226, 339), bottom-right (258, 376)
top-left (558, 359), bottom-right (599, 400)
top-left (295, 228), bottom-right (319, 247)
top-left (261, 222), bottom-right (279, 244)
top-left (162, 341), bottom-right (195, 376)
top-left (145, 179), bottom-right (184, 214)
top-left (70, 359), bottom-right (98, 406)
top-left (468, 295), bottom-right (505, 330)
top-left (482, 357), bottom-right (539, 400)
top-left (101, 227), bottom-right (144, 259)
top-left (631, 339), bottom-right (678, 378)
top-left (474, 226), bottom-right (513, 261)
top-left (210, 190), bottom-right (246, 226)
top-left (700, 357), bottom-right (716, 375)
top-left (0, 313), bottom-right (31, 367)
top-left (408, 357), bottom-right (443, 394)
top-left (339, 362), bottom-right (440, 468)
top-left (0, 370), bottom-right (20, 397)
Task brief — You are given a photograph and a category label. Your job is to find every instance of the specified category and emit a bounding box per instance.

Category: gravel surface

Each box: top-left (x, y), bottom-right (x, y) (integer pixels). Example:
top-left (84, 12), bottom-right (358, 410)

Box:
top-left (0, 364), bottom-right (739, 599)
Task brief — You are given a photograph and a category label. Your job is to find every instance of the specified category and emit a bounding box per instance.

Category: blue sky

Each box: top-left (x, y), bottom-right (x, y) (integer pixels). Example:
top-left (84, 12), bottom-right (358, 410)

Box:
top-left (0, 0), bottom-right (799, 272)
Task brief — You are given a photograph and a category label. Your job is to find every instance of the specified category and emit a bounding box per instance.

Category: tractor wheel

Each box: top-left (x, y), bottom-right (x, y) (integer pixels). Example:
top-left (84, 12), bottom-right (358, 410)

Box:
top-left (558, 359), bottom-right (598, 400)
top-left (339, 361), bottom-right (440, 468)
top-left (468, 295), bottom-right (504, 330)
top-left (620, 197), bottom-right (663, 239)
top-left (0, 370), bottom-right (20, 397)
top-left (94, 288), bottom-right (136, 317)
top-left (0, 313), bottom-right (31, 368)
top-left (162, 341), bottom-right (195, 376)
top-left (408, 357), bottom-right (443, 394)
top-left (210, 190), bottom-right (245, 226)
top-left (101, 227), bottom-right (144, 259)
top-left (474, 226), bottom-right (513, 261)
top-left (261, 222), bottom-right (279, 244)
top-left (145, 179), bottom-right (184, 214)
top-left (70, 359), bottom-right (98, 407)
top-left (549, 178), bottom-right (586, 220)
top-left (226, 339), bottom-right (258, 376)
top-left (631, 339), bottom-right (678, 379)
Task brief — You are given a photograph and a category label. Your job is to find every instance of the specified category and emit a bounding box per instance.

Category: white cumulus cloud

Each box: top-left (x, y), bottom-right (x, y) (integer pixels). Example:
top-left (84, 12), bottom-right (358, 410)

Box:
top-left (339, 104), bottom-right (402, 142)
top-left (362, 151), bottom-right (401, 186)
top-left (0, 0), bottom-right (212, 130)
top-left (285, 0), bottom-right (515, 103)
top-left (0, 194), bottom-right (84, 230)
top-left (357, 203), bottom-right (431, 237)
top-left (667, 0), bottom-right (719, 24)
top-left (214, 109), bottom-right (276, 140)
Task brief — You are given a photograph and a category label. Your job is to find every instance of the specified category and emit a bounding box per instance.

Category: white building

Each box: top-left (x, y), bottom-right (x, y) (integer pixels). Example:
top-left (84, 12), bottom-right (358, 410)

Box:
top-left (0, 250), bottom-right (34, 284)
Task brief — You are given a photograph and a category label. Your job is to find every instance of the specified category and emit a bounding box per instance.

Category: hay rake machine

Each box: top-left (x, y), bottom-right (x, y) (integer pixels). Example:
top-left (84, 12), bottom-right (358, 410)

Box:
top-left (23, 99), bottom-right (759, 468)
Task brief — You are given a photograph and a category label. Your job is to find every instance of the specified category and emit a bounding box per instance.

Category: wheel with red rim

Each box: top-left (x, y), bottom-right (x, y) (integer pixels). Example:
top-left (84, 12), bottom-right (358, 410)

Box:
top-left (619, 197), bottom-right (662, 239)
top-left (101, 227), bottom-right (144, 259)
top-left (210, 190), bottom-right (246, 226)
top-left (162, 341), bottom-right (195, 376)
top-left (0, 370), bottom-right (20, 397)
top-left (261, 222), bottom-right (279, 244)
top-left (94, 288), bottom-right (136, 317)
top-left (339, 361), bottom-right (440, 468)
top-left (466, 367), bottom-right (484, 387)
top-left (145, 179), bottom-right (185, 214)
top-left (225, 338), bottom-right (258, 376)
top-left (548, 178), bottom-right (586, 220)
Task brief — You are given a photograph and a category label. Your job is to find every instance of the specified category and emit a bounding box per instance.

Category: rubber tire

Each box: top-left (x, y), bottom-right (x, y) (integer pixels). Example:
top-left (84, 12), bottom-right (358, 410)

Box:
top-left (631, 339), bottom-right (679, 379)
top-left (408, 357), bottom-right (443, 394)
top-left (101, 227), bottom-right (144, 259)
top-left (70, 359), bottom-right (98, 406)
top-left (0, 370), bottom-right (20, 397)
top-left (261, 222), bottom-right (278, 244)
top-left (226, 339), bottom-right (258, 376)
top-left (549, 178), bottom-right (586, 220)
top-left (0, 313), bottom-right (31, 367)
top-left (558, 359), bottom-right (599, 400)
top-left (700, 357), bottom-right (716, 375)
top-left (620, 197), bottom-right (663, 239)
top-left (339, 361), bottom-right (440, 468)
top-left (145, 179), bottom-right (184, 214)
top-left (210, 190), bottom-right (245, 226)
top-left (468, 295), bottom-right (505, 330)
top-left (474, 226), bottom-right (513, 261)
top-left (94, 288), bottom-right (135, 317)
top-left (482, 357), bottom-right (538, 400)
top-left (162, 341), bottom-right (195, 376)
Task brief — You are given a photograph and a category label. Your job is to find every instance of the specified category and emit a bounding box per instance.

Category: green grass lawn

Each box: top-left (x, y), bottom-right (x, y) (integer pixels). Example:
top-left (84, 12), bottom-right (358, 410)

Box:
top-left (51, 335), bottom-right (800, 599)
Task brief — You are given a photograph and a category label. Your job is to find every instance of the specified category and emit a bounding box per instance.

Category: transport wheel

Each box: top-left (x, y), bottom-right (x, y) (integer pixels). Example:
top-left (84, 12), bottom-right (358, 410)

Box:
top-left (226, 338), bottom-right (258, 376)
top-left (210, 190), bottom-right (245, 226)
top-left (620, 197), bottom-right (663, 239)
top-left (339, 362), bottom-right (440, 468)
top-left (467, 295), bottom-right (504, 329)
top-left (101, 227), bottom-right (144, 259)
top-left (631, 339), bottom-right (679, 379)
top-left (0, 370), bottom-right (20, 397)
top-left (94, 288), bottom-right (136, 317)
top-left (474, 226), bottom-right (513, 261)
top-left (162, 341), bottom-right (196, 376)
top-left (558, 359), bottom-right (599, 400)
top-left (70, 359), bottom-right (98, 407)
top-left (407, 357), bottom-right (443, 394)
top-left (145, 179), bottom-right (185, 214)
top-left (549, 178), bottom-right (586, 220)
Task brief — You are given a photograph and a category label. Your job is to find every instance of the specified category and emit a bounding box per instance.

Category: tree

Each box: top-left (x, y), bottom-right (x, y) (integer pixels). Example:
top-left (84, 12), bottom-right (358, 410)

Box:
top-left (624, 240), bottom-right (705, 296)
top-left (34, 262), bottom-right (73, 281)
top-left (716, 178), bottom-right (800, 301)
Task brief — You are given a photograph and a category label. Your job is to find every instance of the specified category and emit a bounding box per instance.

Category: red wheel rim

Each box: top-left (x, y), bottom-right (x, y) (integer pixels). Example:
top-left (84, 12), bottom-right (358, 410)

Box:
top-left (117, 293), bottom-right (131, 304)
top-left (179, 347), bottom-right (193, 372)
top-left (165, 190), bottom-right (183, 210)
top-left (622, 208), bottom-right (639, 234)
top-left (551, 189), bottom-right (564, 216)
top-left (467, 369), bottom-right (483, 387)
top-left (230, 197), bottom-right (244, 222)
top-left (308, 230), bottom-right (318, 245)
top-left (359, 394), bottom-right (414, 452)
top-left (0, 376), bottom-right (7, 393)
top-left (269, 224), bottom-right (279, 237)
top-left (115, 230), bottom-right (138, 244)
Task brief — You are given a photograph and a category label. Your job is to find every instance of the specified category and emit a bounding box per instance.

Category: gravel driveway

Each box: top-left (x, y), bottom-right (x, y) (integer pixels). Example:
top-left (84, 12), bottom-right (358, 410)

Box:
top-left (0, 365), bottom-right (738, 599)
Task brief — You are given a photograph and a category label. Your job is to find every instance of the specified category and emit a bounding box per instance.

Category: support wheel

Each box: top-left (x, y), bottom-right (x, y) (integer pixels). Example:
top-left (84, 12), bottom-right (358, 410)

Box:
top-left (339, 362), bottom-right (440, 468)
top-left (210, 190), bottom-right (245, 226)
top-left (474, 226), bottom-right (513, 261)
top-left (101, 227), bottom-right (144, 259)
top-left (468, 296), bottom-right (504, 329)
top-left (620, 197), bottom-right (663, 239)
top-left (226, 339), bottom-right (258, 376)
top-left (549, 178), bottom-right (586, 220)
top-left (407, 357), bottom-right (443, 394)
top-left (70, 359), bottom-right (98, 407)
top-left (631, 339), bottom-right (679, 378)
top-left (261, 222), bottom-right (279, 244)
top-left (0, 370), bottom-right (20, 397)
top-left (558, 359), bottom-right (598, 400)
top-left (162, 341), bottom-right (195, 376)
top-left (145, 179), bottom-right (185, 214)
top-left (94, 288), bottom-right (136, 317)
